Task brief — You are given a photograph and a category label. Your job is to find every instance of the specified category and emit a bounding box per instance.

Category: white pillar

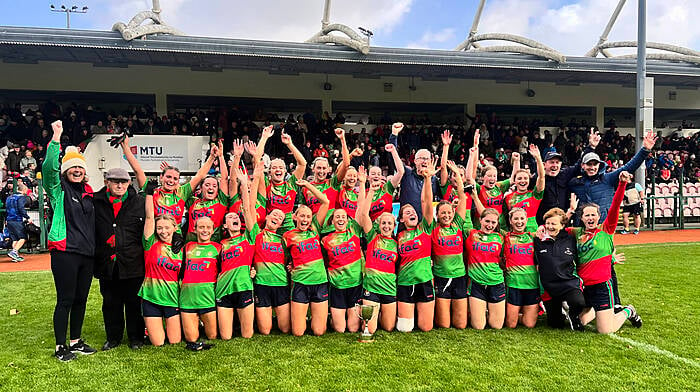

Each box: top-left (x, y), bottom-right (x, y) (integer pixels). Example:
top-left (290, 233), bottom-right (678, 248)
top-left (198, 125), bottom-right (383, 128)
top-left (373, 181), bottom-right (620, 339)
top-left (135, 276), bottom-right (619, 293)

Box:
top-left (155, 92), bottom-right (168, 116)
top-left (595, 105), bottom-right (605, 130)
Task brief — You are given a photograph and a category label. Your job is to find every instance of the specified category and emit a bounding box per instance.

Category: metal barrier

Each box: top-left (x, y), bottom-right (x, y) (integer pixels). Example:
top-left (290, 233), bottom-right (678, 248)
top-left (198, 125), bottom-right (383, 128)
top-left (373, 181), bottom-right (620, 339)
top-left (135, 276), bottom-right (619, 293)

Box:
top-left (644, 170), bottom-right (698, 230)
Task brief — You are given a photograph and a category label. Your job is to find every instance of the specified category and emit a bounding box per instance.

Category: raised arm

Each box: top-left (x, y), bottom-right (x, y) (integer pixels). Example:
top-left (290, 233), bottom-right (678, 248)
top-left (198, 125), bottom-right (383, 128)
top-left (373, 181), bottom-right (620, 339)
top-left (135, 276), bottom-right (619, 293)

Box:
top-left (42, 120), bottom-right (63, 198)
top-left (281, 130), bottom-right (307, 180)
top-left (470, 129), bottom-right (480, 180)
top-left (468, 177), bottom-right (485, 216)
top-left (234, 164), bottom-right (255, 230)
top-left (120, 135), bottom-right (147, 189)
top-left (385, 143), bottom-right (405, 188)
top-left (355, 166), bottom-right (373, 234)
top-left (188, 144), bottom-right (217, 190)
top-left (252, 125), bottom-right (274, 164)
top-left (144, 186), bottom-right (156, 239)
top-left (421, 157), bottom-right (438, 226)
top-left (439, 130), bottom-right (452, 187)
top-left (228, 139), bottom-right (245, 197)
top-left (509, 152), bottom-right (521, 184)
top-left (387, 122), bottom-right (407, 168)
top-left (297, 178), bottom-right (330, 224)
top-left (249, 158), bottom-right (265, 215)
top-left (334, 128), bottom-right (350, 181)
top-left (530, 144), bottom-right (545, 193)
top-left (447, 160), bottom-right (467, 220)
top-left (609, 130), bottom-right (656, 181)
top-left (603, 171), bottom-right (630, 235)
top-left (216, 139), bottom-right (229, 196)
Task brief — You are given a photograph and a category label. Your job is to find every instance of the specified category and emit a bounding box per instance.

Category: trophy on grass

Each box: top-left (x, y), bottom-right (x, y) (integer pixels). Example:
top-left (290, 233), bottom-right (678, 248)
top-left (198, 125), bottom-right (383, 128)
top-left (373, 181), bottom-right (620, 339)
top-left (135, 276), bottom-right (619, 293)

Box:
top-left (354, 303), bottom-right (379, 343)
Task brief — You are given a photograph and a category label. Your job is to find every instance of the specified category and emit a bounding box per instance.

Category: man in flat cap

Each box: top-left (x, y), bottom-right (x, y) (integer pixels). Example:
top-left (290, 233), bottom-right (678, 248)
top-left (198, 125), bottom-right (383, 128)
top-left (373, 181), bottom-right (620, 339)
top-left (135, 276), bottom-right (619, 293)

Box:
top-left (93, 168), bottom-right (146, 350)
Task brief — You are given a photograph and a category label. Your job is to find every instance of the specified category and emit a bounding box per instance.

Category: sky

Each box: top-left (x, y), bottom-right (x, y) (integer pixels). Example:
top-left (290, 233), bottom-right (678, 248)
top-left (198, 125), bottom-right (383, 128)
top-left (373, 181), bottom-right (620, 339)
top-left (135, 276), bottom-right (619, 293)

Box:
top-left (1, 0), bottom-right (699, 56)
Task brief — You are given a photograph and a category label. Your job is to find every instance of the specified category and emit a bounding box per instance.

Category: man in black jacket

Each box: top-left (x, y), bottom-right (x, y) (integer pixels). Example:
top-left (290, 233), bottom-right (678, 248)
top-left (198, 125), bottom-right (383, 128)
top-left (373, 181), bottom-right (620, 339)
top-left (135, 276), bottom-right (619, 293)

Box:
top-left (535, 129), bottom-right (599, 225)
top-left (94, 168), bottom-right (146, 350)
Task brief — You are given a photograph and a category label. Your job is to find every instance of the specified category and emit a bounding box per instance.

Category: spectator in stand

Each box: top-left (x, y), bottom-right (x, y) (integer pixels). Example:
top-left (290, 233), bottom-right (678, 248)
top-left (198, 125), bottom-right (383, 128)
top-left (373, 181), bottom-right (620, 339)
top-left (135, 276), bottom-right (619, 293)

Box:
top-left (19, 150), bottom-right (36, 172)
top-left (4, 182), bottom-right (31, 262)
top-left (621, 176), bottom-right (645, 235)
top-left (6, 144), bottom-right (21, 174)
top-left (313, 143), bottom-right (329, 159)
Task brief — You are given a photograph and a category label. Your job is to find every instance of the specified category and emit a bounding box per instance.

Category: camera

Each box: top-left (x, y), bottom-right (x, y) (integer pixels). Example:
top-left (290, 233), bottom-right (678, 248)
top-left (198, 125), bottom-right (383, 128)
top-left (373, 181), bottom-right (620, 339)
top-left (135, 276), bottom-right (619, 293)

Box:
top-left (464, 184), bottom-right (474, 194)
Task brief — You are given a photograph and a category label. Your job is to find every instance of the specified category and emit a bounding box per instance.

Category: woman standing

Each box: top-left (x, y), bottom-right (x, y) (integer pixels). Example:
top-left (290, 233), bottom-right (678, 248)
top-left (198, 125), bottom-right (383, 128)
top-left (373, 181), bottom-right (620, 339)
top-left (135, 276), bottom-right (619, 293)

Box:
top-left (503, 208), bottom-right (540, 329)
top-left (366, 143), bottom-right (404, 221)
top-left (504, 144), bottom-right (545, 232)
top-left (395, 158), bottom-right (437, 333)
top-left (140, 188), bottom-right (182, 346)
top-left (216, 166), bottom-right (257, 340)
top-left (283, 181), bottom-right (331, 336)
top-left (356, 166), bottom-right (398, 333)
top-left (43, 120), bottom-right (97, 361)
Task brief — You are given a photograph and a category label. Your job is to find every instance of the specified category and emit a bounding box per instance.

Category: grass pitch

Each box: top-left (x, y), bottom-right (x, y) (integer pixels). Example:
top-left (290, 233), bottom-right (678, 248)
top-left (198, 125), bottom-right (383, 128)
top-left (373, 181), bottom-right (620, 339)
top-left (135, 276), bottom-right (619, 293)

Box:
top-left (0, 243), bottom-right (698, 392)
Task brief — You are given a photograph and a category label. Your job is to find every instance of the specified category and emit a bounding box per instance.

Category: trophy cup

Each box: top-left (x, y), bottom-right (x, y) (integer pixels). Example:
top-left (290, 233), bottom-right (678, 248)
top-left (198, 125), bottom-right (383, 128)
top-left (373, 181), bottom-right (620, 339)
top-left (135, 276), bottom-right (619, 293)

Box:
top-left (355, 303), bottom-right (379, 343)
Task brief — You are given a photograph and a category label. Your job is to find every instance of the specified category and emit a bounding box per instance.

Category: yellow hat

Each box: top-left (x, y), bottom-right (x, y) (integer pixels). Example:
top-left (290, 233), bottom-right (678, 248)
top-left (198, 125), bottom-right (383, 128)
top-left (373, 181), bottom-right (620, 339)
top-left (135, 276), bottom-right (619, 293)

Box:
top-left (61, 146), bottom-right (87, 174)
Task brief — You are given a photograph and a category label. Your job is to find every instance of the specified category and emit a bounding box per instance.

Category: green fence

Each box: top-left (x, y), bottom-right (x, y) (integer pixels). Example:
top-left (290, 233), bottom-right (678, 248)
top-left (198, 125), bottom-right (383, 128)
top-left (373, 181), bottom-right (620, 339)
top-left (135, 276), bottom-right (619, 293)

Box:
top-left (0, 176), bottom-right (47, 253)
top-left (645, 171), bottom-right (699, 230)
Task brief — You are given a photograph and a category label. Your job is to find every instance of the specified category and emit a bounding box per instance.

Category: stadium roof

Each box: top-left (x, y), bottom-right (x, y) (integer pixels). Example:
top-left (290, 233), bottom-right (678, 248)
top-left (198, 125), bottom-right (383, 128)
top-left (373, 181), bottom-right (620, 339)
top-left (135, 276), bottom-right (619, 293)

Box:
top-left (2, 26), bottom-right (700, 88)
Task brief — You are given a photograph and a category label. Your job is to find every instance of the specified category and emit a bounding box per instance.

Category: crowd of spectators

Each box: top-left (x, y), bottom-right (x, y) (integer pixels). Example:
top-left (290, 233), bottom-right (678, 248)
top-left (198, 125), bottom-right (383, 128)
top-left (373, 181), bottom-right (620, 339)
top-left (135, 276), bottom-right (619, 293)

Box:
top-left (0, 100), bottom-right (698, 204)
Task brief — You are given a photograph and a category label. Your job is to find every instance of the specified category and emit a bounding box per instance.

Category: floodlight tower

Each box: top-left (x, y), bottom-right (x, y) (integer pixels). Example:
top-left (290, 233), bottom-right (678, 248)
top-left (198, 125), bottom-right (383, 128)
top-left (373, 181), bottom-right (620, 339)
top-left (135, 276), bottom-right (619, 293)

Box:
top-left (49, 4), bottom-right (88, 29)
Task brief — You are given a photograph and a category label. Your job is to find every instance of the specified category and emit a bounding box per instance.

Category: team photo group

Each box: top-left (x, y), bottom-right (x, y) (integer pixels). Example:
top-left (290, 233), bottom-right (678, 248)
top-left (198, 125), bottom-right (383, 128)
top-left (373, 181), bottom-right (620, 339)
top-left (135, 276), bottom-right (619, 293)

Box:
top-left (44, 118), bottom-right (654, 362)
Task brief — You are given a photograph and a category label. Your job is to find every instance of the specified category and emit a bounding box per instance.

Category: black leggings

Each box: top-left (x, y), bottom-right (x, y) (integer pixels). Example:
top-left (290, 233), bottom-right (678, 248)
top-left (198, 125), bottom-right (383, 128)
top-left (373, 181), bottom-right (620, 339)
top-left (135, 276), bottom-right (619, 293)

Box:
top-left (51, 251), bottom-right (93, 346)
top-left (543, 289), bottom-right (586, 329)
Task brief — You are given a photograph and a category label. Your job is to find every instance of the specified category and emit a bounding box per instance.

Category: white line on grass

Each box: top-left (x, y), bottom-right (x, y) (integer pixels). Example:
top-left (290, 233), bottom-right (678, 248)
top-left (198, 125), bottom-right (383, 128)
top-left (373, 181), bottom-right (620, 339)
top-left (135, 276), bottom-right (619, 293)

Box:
top-left (609, 334), bottom-right (700, 368)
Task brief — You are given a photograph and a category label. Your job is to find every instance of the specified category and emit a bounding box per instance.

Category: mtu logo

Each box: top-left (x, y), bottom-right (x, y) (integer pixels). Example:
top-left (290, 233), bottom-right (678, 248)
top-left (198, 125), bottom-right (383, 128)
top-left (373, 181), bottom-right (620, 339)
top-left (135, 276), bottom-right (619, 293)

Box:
top-left (262, 242), bottom-right (284, 254)
top-left (295, 240), bottom-right (320, 253)
top-left (399, 239), bottom-right (422, 253)
top-left (157, 256), bottom-right (180, 271)
top-left (472, 242), bottom-right (498, 253)
top-left (330, 243), bottom-right (356, 257)
top-left (372, 248), bottom-right (396, 262)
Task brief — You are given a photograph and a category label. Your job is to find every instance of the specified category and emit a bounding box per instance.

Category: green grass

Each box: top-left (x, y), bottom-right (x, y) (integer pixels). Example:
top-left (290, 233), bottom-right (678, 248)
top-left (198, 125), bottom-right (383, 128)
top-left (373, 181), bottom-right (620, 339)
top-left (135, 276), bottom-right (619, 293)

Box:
top-left (0, 243), bottom-right (698, 392)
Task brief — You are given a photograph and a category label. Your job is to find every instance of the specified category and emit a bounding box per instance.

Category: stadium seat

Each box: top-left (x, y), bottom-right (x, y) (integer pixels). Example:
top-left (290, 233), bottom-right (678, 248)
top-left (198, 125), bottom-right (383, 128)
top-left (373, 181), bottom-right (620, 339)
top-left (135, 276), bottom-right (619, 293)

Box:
top-left (670, 185), bottom-right (679, 194)
top-left (662, 208), bottom-right (673, 217)
top-left (654, 208), bottom-right (663, 217)
top-left (683, 207), bottom-right (692, 216)
top-left (693, 207), bottom-right (700, 217)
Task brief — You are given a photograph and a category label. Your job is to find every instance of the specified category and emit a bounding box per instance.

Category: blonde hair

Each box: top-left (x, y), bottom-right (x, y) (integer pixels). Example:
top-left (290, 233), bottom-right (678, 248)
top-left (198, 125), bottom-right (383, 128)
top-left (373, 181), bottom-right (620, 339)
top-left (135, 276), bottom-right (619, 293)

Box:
top-left (543, 208), bottom-right (567, 225)
top-left (155, 214), bottom-right (177, 228)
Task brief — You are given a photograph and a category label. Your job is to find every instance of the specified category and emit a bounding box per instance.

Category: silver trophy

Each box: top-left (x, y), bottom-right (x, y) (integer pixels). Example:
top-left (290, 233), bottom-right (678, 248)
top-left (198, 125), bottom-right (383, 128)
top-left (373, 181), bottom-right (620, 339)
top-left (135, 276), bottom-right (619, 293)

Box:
top-left (354, 303), bottom-right (379, 343)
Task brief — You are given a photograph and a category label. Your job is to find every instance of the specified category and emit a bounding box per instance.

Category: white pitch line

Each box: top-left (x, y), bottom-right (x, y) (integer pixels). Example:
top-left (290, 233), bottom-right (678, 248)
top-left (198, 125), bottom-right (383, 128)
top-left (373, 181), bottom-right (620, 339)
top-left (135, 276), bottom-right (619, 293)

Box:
top-left (609, 333), bottom-right (700, 368)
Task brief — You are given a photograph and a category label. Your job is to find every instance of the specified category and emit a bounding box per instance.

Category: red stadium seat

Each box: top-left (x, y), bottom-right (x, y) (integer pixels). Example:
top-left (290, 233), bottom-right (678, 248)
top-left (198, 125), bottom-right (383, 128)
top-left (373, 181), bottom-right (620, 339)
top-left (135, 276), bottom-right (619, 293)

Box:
top-left (693, 207), bottom-right (700, 217)
top-left (662, 208), bottom-right (673, 217)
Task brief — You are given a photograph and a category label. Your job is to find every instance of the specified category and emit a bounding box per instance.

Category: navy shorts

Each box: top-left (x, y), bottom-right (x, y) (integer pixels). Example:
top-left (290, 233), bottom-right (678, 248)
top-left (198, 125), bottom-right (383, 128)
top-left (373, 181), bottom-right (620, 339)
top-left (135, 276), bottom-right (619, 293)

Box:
top-left (291, 282), bottom-right (329, 304)
top-left (6, 221), bottom-right (26, 241)
top-left (362, 289), bottom-right (396, 305)
top-left (180, 307), bottom-right (216, 315)
top-left (397, 281), bottom-right (435, 303)
top-left (467, 279), bottom-right (506, 303)
top-left (434, 276), bottom-right (468, 299)
top-left (584, 280), bottom-right (615, 312)
top-left (217, 290), bottom-right (254, 309)
top-left (506, 287), bottom-right (541, 306)
top-left (330, 285), bottom-right (363, 309)
top-left (254, 284), bottom-right (290, 308)
top-left (622, 203), bottom-right (643, 215)
top-left (142, 299), bottom-right (179, 319)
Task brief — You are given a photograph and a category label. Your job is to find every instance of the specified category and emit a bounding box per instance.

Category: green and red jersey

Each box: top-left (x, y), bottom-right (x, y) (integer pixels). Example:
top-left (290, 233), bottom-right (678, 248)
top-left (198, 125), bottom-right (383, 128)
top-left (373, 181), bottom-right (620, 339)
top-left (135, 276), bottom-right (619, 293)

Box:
top-left (337, 186), bottom-right (359, 219)
top-left (566, 180), bottom-right (626, 285)
top-left (216, 224), bottom-right (258, 299)
top-left (282, 219), bottom-right (328, 285)
top-left (504, 188), bottom-right (544, 233)
top-left (139, 234), bottom-right (182, 308)
top-left (145, 180), bottom-right (192, 230)
top-left (303, 175), bottom-right (341, 214)
top-left (465, 229), bottom-right (505, 285)
top-left (397, 219), bottom-right (433, 285)
top-left (228, 192), bottom-right (267, 231)
top-left (186, 190), bottom-right (229, 242)
top-left (369, 182), bottom-right (395, 221)
top-left (321, 219), bottom-right (363, 289)
top-left (440, 183), bottom-right (473, 211)
top-left (503, 231), bottom-right (538, 289)
top-left (430, 214), bottom-right (472, 278)
top-left (179, 241), bottom-right (221, 309)
top-left (253, 227), bottom-right (288, 287)
top-left (265, 175), bottom-right (299, 232)
top-left (476, 180), bottom-right (510, 228)
top-left (363, 223), bottom-right (398, 296)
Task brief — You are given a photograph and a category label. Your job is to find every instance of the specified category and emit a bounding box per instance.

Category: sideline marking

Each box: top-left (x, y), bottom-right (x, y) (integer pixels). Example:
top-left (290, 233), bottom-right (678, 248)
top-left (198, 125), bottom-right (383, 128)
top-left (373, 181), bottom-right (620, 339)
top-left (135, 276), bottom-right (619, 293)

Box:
top-left (609, 333), bottom-right (700, 368)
